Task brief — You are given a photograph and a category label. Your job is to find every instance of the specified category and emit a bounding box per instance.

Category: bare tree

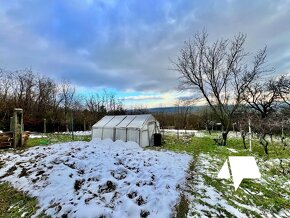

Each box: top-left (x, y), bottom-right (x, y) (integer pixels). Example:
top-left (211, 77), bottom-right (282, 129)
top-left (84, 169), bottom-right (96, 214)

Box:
top-left (0, 69), bottom-right (14, 125)
top-left (0, 67), bottom-right (127, 132)
top-left (199, 107), bottom-right (215, 135)
top-left (243, 79), bottom-right (280, 118)
top-left (173, 30), bottom-right (268, 146)
top-left (60, 81), bottom-right (75, 132)
top-left (173, 100), bottom-right (191, 139)
top-left (48, 83), bottom-right (63, 132)
top-left (243, 79), bottom-right (281, 154)
top-left (277, 75), bottom-right (290, 106)
top-left (86, 94), bottom-right (102, 114)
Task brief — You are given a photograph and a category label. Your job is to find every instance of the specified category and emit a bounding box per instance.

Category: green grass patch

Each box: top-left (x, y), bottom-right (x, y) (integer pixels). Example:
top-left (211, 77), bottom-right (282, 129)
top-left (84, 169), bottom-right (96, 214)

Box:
top-left (25, 133), bottom-right (91, 148)
top-left (0, 183), bottom-right (50, 217)
top-left (0, 183), bottom-right (38, 218)
top-left (175, 194), bottom-right (189, 218)
top-left (0, 161), bottom-right (4, 169)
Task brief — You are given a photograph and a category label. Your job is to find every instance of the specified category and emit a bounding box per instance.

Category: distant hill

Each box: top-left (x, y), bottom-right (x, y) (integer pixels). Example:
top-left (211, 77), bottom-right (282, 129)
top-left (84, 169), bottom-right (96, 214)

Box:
top-left (148, 105), bottom-right (207, 113)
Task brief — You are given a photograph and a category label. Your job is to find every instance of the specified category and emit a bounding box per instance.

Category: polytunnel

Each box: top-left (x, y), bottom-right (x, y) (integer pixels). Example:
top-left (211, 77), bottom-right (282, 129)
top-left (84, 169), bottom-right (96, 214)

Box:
top-left (92, 114), bottom-right (160, 147)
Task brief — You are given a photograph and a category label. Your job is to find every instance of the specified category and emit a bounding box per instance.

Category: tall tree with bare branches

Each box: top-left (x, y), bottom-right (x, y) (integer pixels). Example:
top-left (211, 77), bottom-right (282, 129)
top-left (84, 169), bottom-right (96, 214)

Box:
top-left (173, 30), bottom-right (269, 146)
top-left (277, 75), bottom-right (290, 106)
top-left (60, 81), bottom-right (75, 132)
top-left (243, 79), bottom-right (280, 118)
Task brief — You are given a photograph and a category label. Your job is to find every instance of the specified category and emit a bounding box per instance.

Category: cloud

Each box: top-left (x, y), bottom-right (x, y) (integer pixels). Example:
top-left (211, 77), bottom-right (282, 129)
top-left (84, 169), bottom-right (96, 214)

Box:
top-left (123, 95), bottom-right (162, 101)
top-left (0, 0), bottom-right (290, 103)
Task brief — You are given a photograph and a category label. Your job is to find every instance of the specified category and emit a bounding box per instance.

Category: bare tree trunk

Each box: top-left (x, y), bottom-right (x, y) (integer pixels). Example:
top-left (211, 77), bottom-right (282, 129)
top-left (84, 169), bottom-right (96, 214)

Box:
top-left (221, 131), bottom-right (229, 146)
top-left (259, 133), bottom-right (269, 155)
top-left (66, 118), bottom-right (69, 132)
top-left (270, 132), bottom-right (273, 144)
top-left (241, 131), bottom-right (247, 149)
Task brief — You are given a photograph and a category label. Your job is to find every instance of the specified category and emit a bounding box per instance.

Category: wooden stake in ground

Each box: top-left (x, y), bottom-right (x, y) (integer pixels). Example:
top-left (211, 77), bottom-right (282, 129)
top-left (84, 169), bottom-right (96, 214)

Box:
top-left (12, 108), bottom-right (23, 148)
top-left (43, 118), bottom-right (46, 133)
top-left (248, 119), bottom-right (252, 153)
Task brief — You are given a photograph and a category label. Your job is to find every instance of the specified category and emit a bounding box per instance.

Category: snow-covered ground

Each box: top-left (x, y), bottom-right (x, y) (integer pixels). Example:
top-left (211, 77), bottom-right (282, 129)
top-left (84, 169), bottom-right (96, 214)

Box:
top-left (161, 129), bottom-right (205, 137)
top-left (29, 134), bottom-right (47, 139)
top-left (54, 131), bottom-right (92, 136)
top-left (187, 154), bottom-right (290, 217)
top-left (0, 139), bottom-right (192, 217)
top-left (162, 129), bottom-right (243, 138)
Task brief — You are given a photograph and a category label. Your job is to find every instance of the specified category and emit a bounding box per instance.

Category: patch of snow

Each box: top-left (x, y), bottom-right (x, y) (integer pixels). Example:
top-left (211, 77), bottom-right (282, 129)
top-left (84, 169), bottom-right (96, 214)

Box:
top-left (29, 134), bottom-right (47, 139)
top-left (21, 212), bottom-right (28, 217)
top-left (232, 200), bottom-right (264, 214)
top-left (54, 131), bottom-right (92, 136)
top-left (161, 129), bottom-right (205, 137)
top-left (226, 148), bottom-right (238, 153)
top-left (227, 131), bottom-right (241, 138)
top-left (0, 139), bottom-right (191, 218)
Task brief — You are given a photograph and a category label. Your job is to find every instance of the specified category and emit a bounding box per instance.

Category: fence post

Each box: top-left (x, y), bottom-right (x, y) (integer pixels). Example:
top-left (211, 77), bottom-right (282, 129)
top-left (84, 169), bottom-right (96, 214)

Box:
top-left (13, 108), bottom-right (23, 148)
top-left (43, 118), bottom-right (46, 133)
top-left (10, 117), bottom-right (13, 131)
top-left (71, 113), bottom-right (74, 140)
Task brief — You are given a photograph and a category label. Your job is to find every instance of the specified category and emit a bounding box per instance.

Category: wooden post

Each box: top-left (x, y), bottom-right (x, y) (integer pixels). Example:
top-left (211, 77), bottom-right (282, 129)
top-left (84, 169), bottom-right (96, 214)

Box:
top-left (233, 123), bottom-right (237, 137)
top-left (281, 123), bottom-right (285, 144)
top-left (10, 117), bottom-right (13, 131)
top-left (71, 113), bottom-right (74, 140)
top-left (13, 108), bottom-right (23, 148)
top-left (43, 118), bottom-right (47, 133)
top-left (248, 118), bottom-right (252, 153)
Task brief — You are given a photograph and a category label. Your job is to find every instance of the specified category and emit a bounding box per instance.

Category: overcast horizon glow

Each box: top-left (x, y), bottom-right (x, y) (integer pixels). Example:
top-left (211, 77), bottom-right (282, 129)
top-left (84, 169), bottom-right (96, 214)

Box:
top-left (0, 0), bottom-right (289, 108)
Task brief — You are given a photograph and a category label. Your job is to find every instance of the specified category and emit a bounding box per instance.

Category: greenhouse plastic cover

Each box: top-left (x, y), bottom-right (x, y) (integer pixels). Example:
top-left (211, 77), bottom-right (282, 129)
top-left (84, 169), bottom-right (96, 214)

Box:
top-left (92, 116), bottom-right (114, 127)
top-left (116, 115), bottom-right (137, 128)
top-left (127, 114), bottom-right (153, 128)
top-left (93, 114), bottom-right (154, 129)
top-left (104, 115), bottom-right (127, 128)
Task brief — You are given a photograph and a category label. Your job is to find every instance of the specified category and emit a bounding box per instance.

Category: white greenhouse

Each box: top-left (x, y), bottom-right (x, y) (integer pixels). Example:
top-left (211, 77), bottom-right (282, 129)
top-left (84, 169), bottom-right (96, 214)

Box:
top-left (92, 114), bottom-right (160, 147)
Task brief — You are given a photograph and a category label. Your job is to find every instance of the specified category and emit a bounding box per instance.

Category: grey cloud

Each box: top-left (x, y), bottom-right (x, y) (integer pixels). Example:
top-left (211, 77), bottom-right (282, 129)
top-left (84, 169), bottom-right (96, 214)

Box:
top-left (0, 0), bottom-right (290, 95)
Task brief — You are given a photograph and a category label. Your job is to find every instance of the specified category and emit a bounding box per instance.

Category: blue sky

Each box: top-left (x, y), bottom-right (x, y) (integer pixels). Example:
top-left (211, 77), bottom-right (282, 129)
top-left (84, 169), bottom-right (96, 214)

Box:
top-left (0, 0), bottom-right (290, 108)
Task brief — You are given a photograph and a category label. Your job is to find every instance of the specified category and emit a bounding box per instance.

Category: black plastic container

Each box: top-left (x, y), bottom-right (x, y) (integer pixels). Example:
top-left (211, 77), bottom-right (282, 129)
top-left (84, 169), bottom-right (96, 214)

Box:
top-left (153, 133), bottom-right (162, 146)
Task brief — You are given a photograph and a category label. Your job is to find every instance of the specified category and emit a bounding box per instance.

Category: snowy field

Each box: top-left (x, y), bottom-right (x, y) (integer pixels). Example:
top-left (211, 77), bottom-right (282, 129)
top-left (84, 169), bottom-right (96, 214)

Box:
top-left (162, 129), bottom-right (242, 138)
top-left (0, 139), bottom-right (191, 217)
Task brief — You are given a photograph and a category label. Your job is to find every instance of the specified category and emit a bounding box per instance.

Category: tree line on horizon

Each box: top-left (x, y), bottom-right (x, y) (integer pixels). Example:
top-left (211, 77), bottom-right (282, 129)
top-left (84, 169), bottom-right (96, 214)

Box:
top-left (0, 68), bottom-right (126, 132)
top-left (0, 67), bottom-right (223, 133)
